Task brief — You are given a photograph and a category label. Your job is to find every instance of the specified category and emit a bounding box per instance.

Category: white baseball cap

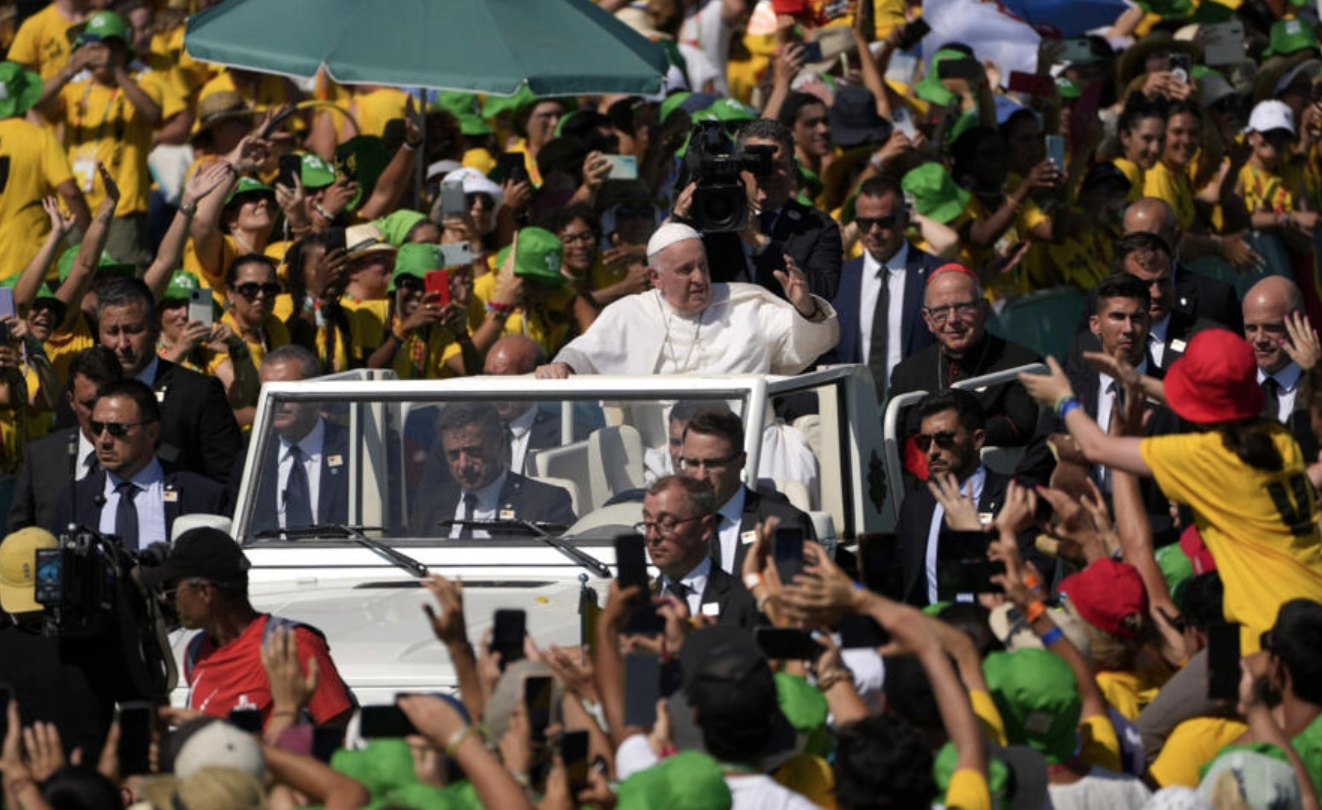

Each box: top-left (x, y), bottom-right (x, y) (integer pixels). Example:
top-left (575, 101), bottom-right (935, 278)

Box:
top-left (1248, 99), bottom-right (1297, 135)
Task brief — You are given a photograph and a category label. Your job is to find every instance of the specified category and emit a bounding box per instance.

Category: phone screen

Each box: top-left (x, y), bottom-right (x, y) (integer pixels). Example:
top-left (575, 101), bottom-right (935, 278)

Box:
top-left (358, 705), bottom-right (417, 738)
top-left (772, 527), bottom-right (805, 586)
top-left (277, 153), bottom-right (303, 190)
top-left (623, 653), bottom-right (660, 728)
top-left (1045, 134), bottom-right (1066, 170)
top-left (838, 614), bottom-right (890, 648)
top-left (754, 627), bottom-right (824, 660)
top-left (118, 701), bottom-right (154, 776)
top-left (523, 675), bottom-right (554, 742)
top-left (492, 609), bottom-right (527, 669)
top-left (228, 707), bottom-right (264, 734)
top-left (560, 730), bottom-right (590, 793)
top-left (1207, 622), bottom-right (1241, 701)
top-left (615, 533), bottom-right (649, 591)
top-left (0, 289), bottom-right (15, 320)
top-left (895, 18), bottom-right (930, 51)
top-left (601, 154), bottom-right (638, 180)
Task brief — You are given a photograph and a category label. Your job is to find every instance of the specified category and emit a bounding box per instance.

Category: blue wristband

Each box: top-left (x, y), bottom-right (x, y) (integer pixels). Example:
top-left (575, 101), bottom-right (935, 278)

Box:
top-left (1058, 398), bottom-right (1082, 420)
top-left (1039, 626), bottom-right (1064, 646)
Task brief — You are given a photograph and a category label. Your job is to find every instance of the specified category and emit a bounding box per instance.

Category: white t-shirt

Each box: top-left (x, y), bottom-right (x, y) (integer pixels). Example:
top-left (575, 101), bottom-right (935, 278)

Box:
top-left (1047, 767), bottom-right (1151, 810)
top-left (726, 774), bottom-right (820, 810)
top-left (678, 0), bottom-right (734, 95)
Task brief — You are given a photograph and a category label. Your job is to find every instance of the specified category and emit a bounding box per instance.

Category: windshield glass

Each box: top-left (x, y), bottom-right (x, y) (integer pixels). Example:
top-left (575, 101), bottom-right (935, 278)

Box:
top-left (234, 383), bottom-right (782, 544)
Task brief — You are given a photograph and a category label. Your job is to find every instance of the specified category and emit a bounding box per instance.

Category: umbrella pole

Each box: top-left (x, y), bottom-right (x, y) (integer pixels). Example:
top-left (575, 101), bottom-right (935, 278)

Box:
top-left (414, 90), bottom-right (425, 211)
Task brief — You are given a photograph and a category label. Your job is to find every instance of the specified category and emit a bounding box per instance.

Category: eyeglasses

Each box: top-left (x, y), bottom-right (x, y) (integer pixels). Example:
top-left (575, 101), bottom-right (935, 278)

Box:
top-left (855, 214), bottom-right (900, 232)
top-left (90, 419), bottom-right (151, 438)
top-left (633, 516), bottom-right (702, 536)
top-left (922, 301), bottom-right (981, 324)
top-left (560, 230), bottom-right (596, 245)
top-left (914, 431), bottom-right (958, 452)
top-left (234, 282), bottom-right (282, 299)
top-left (679, 453), bottom-right (740, 471)
top-left (162, 579), bottom-right (208, 600)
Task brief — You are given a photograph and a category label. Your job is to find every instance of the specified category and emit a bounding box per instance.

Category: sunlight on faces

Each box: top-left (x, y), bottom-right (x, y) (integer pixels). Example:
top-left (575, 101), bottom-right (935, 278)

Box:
top-left (1120, 117), bottom-right (1165, 170)
top-left (918, 408), bottom-right (982, 480)
top-left (99, 301), bottom-right (156, 377)
top-left (261, 358), bottom-right (320, 441)
top-left (1090, 295), bottom-right (1149, 365)
top-left (1243, 288), bottom-right (1295, 375)
top-left (641, 482), bottom-right (712, 579)
top-left (647, 238), bottom-right (711, 316)
top-left (226, 259), bottom-right (279, 327)
top-left (855, 191), bottom-right (907, 263)
top-left (922, 272), bottom-right (987, 358)
top-left (1122, 250), bottom-right (1173, 323)
top-left (679, 431), bottom-right (745, 505)
top-left (92, 394), bottom-right (159, 477)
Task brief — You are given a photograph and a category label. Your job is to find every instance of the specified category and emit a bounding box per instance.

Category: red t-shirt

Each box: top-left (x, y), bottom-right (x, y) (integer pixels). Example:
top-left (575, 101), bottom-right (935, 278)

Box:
top-left (185, 615), bottom-right (353, 724)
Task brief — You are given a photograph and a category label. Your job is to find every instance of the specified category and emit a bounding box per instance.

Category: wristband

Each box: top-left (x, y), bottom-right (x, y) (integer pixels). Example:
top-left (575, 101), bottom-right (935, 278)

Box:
top-left (444, 725), bottom-right (480, 757)
top-left (1024, 600), bottom-right (1047, 623)
top-left (313, 202), bottom-right (335, 222)
top-left (1053, 393), bottom-right (1073, 414)
top-left (1057, 397), bottom-right (1081, 419)
top-left (1039, 626), bottom-right (1064, 646)
top-left (1023, 572), bottom-right (1043, 593)
top-left (743, 572), bottom-right (764, 590)
top-left (485, 300), bottom-right (515, 314)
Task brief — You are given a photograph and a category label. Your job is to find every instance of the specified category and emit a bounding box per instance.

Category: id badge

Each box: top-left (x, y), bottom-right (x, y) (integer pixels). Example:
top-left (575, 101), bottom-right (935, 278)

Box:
top-left (72, 151), bottom-right (97, 194)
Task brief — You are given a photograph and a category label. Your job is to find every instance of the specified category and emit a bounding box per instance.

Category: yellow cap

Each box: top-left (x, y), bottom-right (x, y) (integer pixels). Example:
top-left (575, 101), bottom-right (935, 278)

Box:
top-left (0, 528), bottom-right (57, 614)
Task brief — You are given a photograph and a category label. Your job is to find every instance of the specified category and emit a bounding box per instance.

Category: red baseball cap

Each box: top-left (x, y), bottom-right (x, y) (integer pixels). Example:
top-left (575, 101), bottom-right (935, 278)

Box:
top-left (1059, 558), bottom-right (1148, 638)
top-left (1163, 329), bottom-right (1264, 424)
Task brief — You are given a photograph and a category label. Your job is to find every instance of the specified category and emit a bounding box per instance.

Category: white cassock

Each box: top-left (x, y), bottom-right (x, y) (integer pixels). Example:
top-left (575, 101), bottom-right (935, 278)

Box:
top-left (553, 283), bottom-right (839, 376)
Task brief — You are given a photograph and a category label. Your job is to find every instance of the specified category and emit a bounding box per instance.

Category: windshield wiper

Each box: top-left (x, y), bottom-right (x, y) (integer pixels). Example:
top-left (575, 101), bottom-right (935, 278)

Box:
top-left (440, 519), bottom-right (612, 579)
top-left (254, 524), bottom-right (428, 578)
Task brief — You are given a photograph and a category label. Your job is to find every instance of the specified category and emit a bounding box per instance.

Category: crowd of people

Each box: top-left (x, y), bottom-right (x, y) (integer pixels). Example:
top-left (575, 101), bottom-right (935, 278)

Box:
top-left (3, 0), bottom-right (1322, 807)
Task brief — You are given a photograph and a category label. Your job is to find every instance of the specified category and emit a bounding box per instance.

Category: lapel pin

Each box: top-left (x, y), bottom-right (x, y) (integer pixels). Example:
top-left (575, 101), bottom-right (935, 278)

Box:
top-left (163, 490), bottom-right (179, 503)
top-left (499, 508), bottom-right (516, 520)
top-left (328, 455), bottom-right (343, 467)
top-left (741, 530), bottom-right (758, 544)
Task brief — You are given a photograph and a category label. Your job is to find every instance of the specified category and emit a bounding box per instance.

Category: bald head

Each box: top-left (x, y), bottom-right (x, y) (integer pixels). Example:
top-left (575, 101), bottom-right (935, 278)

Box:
top-left (1243, 276), bottom-right (1304, 374)
top-left (1124, 198), bottom-right (1179, 254)
top-left (484, 335), bottom-right (545, 376)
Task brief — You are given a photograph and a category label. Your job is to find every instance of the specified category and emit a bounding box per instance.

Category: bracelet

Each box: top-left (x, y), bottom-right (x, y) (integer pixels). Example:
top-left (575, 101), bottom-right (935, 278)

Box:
top-left (1053, 393), bottom-right (1073, 414)
top-left (313, 202), bottom-right (335, 221)
top-left (1023, 572), bottom-right (1043, 593)
top-left (1039, 626), bottom-right (1064, 646)
top-left (178, 202), bottom-right (197, 217)
top-left (743, 572), bottom-right (764, 590)
top-left (403, 140), bottom-right (421, 151)
top-left (485, 301), bottom-right (514, 315)
top-left (817, 668), bottom-right (853, 691)
top-left (444, 725), bottom-right (480, 758)
top-left (1057, 397), bottom-right (1081, 419)
top-left (1024, 600), bottom-right (1047, 623)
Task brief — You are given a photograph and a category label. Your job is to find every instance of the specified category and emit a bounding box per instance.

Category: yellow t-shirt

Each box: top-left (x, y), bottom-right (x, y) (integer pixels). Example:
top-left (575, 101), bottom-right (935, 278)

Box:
top-left (1148, 717), bottom-right (1248, 787)
top-left (57, 72), bottom-right (186, 215)
top-left (1141, 426), bottom-right (1322, 652)
top-left (1096, 668), bottom-right (1166, 721)
top-left (944, 769), bottom-right (993, 810)
top-left (221, 311), bottom-right (290, 370)
top-left (151, 25), bottom-right (214, 94)
top-left (7, 3), bottom-right (81, 80)
top-left (350, 87), bottom-right (410, 139)
top-left (198, 71), bottom-right (298, 123)
top-left (0, 117), bottom-right (75, 282)
top-left (43, 311), bottom-right (96, 387)
top-left (1114, 158), bottom-right (1145, 204)
top-left (1143, 161), bottom-right (1196, 231)
top-left (1239, 162), bottom-right (1304, 216)
top-left (341, 297), bottom-right (390, 366)
top-left (471, 273), bottom-right (577, 358)
top-left (1080, 713), bottom-right (1123, 773)
top-left (1050, 216), bottom-right (1118, 292)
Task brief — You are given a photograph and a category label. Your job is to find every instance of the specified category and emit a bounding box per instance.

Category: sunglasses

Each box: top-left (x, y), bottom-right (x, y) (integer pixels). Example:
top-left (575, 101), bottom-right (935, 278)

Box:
top-left (914, 431), bottom-right (958, 452)
top-left (234, 282), bottom-right (282, 299)
top-left (855, 214), bottom-right (900, 231)
top-left (91, 419), bottom-right (151, 438)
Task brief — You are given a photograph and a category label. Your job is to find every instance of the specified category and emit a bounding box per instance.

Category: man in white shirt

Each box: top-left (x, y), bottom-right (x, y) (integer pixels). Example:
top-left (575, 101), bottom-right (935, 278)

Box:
top-left (1242, 276), bottom-right (1318, 459)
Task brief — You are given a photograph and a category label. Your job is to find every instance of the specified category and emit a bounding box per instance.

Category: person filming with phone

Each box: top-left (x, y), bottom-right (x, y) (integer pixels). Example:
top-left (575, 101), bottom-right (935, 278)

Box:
top-left (365, 243), bottom-right (477, 379)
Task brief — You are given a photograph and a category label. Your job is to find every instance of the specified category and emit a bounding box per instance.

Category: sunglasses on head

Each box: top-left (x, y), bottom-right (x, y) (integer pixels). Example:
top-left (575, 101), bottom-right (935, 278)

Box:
top-left (855, 214), bottom-right (900, 231)
top-left (914, 431), bottom-right (958, 451)
top-left (90, 419), bottom-right (150, 438)
top-left (234, 282), bottom-right (282, 299)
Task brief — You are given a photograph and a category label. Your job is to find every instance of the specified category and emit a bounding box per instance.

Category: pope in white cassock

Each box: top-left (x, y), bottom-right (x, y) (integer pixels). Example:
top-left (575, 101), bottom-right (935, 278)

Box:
top-left (535, 222), bottom-right (839, 377)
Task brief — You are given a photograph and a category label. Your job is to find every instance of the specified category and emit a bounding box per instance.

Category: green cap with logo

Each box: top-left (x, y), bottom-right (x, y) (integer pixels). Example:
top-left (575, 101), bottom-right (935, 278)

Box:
top-left (616, 750), bottom-right (732, 810)
top-left (74, 11), bottom-right (135, 59)
top-left (914, 49), bottom-right (967, 107)
top-left (374, 209), bottom-right (429, 247)
top-left (300, 153), bottom-right (337, 189)
top-left (224, 176), bottom-right (274, 206)
top-left (54, 245), bottom-right (135, 286)
top-left (0, 62), bottom-right (42, 119)
top-left (1055, 76), bottom-right (1082, 99)
top-left (390, 243), bottom-right (441, 292)
top-left (497, 227), bottom-right (564, 286)
top-left (163, 270), bottom-right (202, 301)
top-left (902, 162), bottom-right (971, 225)
top-left (1264, 18), bottom-right (1317, 57)
top-left (984, 649), bottom-right (1081, 765)
top-left (695, 97), bottom-right (759, 124)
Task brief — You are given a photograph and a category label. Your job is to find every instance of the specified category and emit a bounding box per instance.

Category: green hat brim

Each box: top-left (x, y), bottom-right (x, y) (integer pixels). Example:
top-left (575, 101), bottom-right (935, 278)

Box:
top-left (0, 66), bottom-right (43, 119)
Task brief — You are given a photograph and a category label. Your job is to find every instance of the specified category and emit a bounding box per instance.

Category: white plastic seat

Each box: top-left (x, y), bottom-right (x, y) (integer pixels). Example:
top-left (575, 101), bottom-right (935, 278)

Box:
top-left (588, 425), bottom-right (645, 510)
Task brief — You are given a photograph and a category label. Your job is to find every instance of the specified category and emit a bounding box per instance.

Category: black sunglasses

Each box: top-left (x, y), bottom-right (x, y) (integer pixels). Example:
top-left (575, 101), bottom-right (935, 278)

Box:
top-left (914, 431), bottom-right (958, 452)
top-left (90, 419), bottom-right (151, 438)
top-left (234, 282), bottom-right (282, 299)
top-left (855, 214), bottom-right (900, 231)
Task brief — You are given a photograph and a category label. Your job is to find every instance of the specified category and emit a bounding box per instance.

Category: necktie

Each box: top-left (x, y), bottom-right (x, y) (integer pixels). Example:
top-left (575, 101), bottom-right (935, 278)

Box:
top-left (284, 446), bottom-right (314, 528)
top-left (458, 492), bottom-right (479, 539)
top-left (1263, 378), bottom-right (1281, 422)
top-left (666, 580), bottom-right (691, 609)
top-left (868, 268), bottom-right (890, 400)
top-left (115, 481), bottom-right (140, 551)
top-left (757, 210), bottom-right (776, 235)
top-left (84, 450), bottom-right (99, 478)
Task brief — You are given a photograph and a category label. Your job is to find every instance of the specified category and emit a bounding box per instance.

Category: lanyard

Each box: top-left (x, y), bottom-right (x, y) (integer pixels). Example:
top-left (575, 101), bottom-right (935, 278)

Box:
top-left (75, 84), bottom-right (122, 146)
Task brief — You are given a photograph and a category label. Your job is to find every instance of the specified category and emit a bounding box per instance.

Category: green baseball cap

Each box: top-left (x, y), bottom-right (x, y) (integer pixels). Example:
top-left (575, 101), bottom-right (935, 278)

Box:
top-left (1155, 543), bottom-right (1195, 607)
top-left (0, 62), bottom-right (42, 119)
top-left (74, 11), bottom-right (135, 59)
top-left (497, 227), bottom-right (564, 286)
top-left (163, 270), bottom-right (202, 301)
top-left (54, 245), bottom-right (135, 285)
top-left (481, 85), bottom-right (537, 121)
top-left (914, 49), bottom-right (967, 107)
top-left (775, 672), bottom-right (829, 733)
top-left (616, 750), bottom-right (732, 810)
top-left (902, 162), bottom-right (971, 225)
top-left (984, 649), bottom-right (1082, 765)
top-left (331, 739), bottom-right (417, 796)
top-left (1264, 18), bottom-right (1317, 58)
top-left (300, 153), bottom-right (337, 189)
top-left (659, 91), bottom-right (693, 124)
top-left (456, 111), bottom-right (494, 137)
top-left (390, 243), bottom-right (441, 292)
top-left (373, 209), bottom-right (429, 247)
top-left (224, 176), bottom-right (274, 206)
top-left (1055, 76), bottom-right (1082, 100)
top-left (434, 91), bottom-right (480, 118)
top-left (697, 97), bottom-right (758, 124)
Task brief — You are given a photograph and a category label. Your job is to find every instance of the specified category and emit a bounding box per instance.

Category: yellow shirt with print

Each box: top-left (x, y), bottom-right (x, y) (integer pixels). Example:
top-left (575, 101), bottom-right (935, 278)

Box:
top-left (0, 117), bottom-right (75, 282)
top-left (390, 324), bottom-right (465, 380)
top-left (471, 273), bottom-right (577, 358)
top-left (1141, 425), bottom-right (1322, 652)
top-left (151, 25), bottom-right (214, 94)
top-left (1050, 215), bottom-right (1117, 292)
top-left (8, 4), bottom-right (81, 80)
top-left (1143, 161), bottom-right (1196, 231)
top-left (57, 71), bottom-right (186, 215)
top-left (1007, 173), bottom-right (1055, 292)
top-left (1239, 162), bottom-right (1305, 216)
top-left (1148, 717), bottom-right (1248, 787)
top-left (221, 310), bottom-right (290, 370)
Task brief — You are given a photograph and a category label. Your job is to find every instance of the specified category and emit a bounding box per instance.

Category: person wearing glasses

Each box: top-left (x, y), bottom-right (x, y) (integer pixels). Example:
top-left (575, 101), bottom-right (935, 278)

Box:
top-left (889, 263), bottom-right (1040, 452)
top-left (48, 379), bottom-right (230, 548)
top-left (637, 475), bottom-right (759, 629)
top-left (825, 175), bottom-right (947, 402)
top-left (679, 408), bottom-right (815, 576)
top-left (896, 390), bottom-right (1005, 607)
top-left (222, 254), bottom-right (289, 373)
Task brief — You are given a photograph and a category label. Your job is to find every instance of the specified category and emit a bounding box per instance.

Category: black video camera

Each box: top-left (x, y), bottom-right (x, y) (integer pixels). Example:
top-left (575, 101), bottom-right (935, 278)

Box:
top-left (673, 121), bottom-right (776, 233)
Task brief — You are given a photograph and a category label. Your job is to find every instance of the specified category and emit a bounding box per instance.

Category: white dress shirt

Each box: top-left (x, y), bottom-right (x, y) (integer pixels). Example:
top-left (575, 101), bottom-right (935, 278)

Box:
top-left (714, 486), bottom-right (747, 573)
top-left (277, 419), bottom-right (325, 528)
top-left (507, 406), bottom-right (538, 475)
top-left (660, 555), bottom-right (712, 617)
top-left (1259, 362), bottom-right (1303, 424)
top-left (859, 241), bottom-right (910, 378)
top-left (101, 457), bottom-right (168, 547)
top-left (449, 469), bottom-right (510, 539)
top-left (1148, 314), bottom-right (1171, 368)
top-left (1097, 360), bottom-right (1146, 491)
top-left (78, 432), bottom-right (97, 480)
top-left (925, 464), bottom-right (986, 604)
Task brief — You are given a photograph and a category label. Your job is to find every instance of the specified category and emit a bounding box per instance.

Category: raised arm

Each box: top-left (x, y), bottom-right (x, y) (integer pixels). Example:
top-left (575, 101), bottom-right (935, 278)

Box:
top-left (1019, 357), bottom-right (1152, 476)
top-left (144, 160), bottom-right (233, 301)
top-left (13, 198), bottom-right (73, 315)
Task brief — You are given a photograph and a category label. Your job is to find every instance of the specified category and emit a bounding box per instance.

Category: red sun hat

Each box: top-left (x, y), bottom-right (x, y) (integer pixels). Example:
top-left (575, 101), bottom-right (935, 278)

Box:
top-left (1162, 329), bottom-right (1264, 424)
top-left (1059, 558), bottom-right (1148, 638)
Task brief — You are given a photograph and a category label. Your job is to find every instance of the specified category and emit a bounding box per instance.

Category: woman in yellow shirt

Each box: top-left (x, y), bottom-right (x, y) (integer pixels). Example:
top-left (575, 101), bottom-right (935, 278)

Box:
top-left (1143, 99), bottom-right (1201, 231)
top-left (156, 270), bottom-right (257, 412)
top-left (1115, 94), bottom-right (1166, 204)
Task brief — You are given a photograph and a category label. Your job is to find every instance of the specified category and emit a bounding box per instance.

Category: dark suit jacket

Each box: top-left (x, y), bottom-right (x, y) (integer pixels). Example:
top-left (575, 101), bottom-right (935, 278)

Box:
top-left (1287, 376), bottom-right (1320, 461)
top-left (410, 471), bottom-right (577, 537)
top-left (519, 406), bottom-right (593, 474)
top-left (897, 469), bottom-right (1008, 606)
top-left (825, 242), bottom-right (946, 367)
top-left (704, 199), bottom-right (844, 301)
top-left (655, 563), bottom-right (759, 630)
top-left (716, 486), bottom-right (817, 576)
top-left (889, 333), bottom-right (1042, 447)
top-left (246, 420), bottom-right (350, 534)
top-left (48, 466), bottom-right (233, 545)
top-left (151, 360), bottom-right (244, 484)
top-left (9, 427), bottom-right (81, 532)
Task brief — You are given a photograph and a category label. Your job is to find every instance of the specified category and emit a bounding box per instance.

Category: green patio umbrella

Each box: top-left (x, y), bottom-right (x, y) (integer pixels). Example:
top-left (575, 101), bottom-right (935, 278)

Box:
top-left (183, 0), bottom-right (666, 97)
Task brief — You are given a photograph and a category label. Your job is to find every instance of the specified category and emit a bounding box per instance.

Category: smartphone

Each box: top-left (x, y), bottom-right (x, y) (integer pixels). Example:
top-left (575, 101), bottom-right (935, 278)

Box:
top-left (358, 705), bottom-right (417, 738)
top-left (800, 41), bottom-right (824, 64)
top-left (754, 627), bottom-right (825, 660)
top-left (523, 675), bottom-right (554, 743)
top-left (890, 105), bottom-right (916, 140)
top-left (277, 153), bottom-right (303, 190)
top-left (623, 601), bottom-right (666, 636)
top-left (1207, 621), bottom-right (1241, 701)
top-left (1058, 38), bottom-right (1096, 64)
top-left (937, 58), bottom-right (981, 81)
top-left (497, 153), bottom-right (529, 185)
top-left (228, 707), bottom-right (264, 734)
top-left (188, 288), bottom-right (213, 327)
top-left (1008, 71), bottom-right (1056, 97)
top-left (118, 701), bottom-right (154, 776)
top-left (424, 269), bottom-right (451, 307)
top-left (623, 653), bottom-right (660, 728)
top-left (1168, 53), bottom-right (1192, 84)
top-left (492, 609), bottom-right (527, 669)
top-left (440, 179), bottom-right (466, 217)
top-left (1045, 134), bottom-right (1066, 170)
top-left (614, 533), bottom-right (649, 591)
top-left (0, 686), bottom-right (9, 746)
top-left (600, 154), bottom-right (638, 180)
top-left (560, 730), bottom-right (590, 794)
top-left (324, 227), bottom-right (347, 253)
top-left (438, 242), bottom-right (472, 269)
top-left (894, 18), bottom-right (931, 51)
top-left (0, 289), bottom-right (14, 321)
top-left (1201, 20), bottom-right (1245, 66)
top-left (936, 559), bottom-right (1006, 599)
top-left (772, 526), bottom-right (805, 586)
top-left (838, 613), bottom-right (890, 648)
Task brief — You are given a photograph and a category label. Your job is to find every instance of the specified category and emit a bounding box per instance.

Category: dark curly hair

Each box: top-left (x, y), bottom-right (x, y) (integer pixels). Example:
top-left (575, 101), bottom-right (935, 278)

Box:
top-left (834, 714), bottom-right (939, 810)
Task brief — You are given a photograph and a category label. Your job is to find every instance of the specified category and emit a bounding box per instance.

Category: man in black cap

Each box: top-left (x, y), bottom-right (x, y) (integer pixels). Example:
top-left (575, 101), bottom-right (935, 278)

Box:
top-left (144, 528), bottom-right (354, 727)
